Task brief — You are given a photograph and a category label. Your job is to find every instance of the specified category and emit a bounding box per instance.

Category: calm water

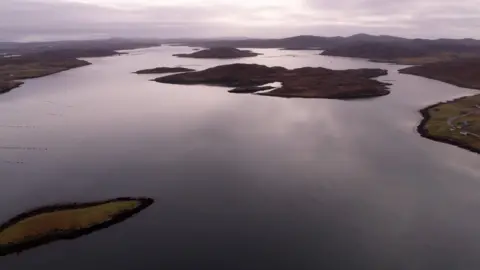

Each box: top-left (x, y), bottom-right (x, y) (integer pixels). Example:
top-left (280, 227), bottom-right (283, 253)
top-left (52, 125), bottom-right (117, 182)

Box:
top-left (1, 46), bottom-right (480, 270)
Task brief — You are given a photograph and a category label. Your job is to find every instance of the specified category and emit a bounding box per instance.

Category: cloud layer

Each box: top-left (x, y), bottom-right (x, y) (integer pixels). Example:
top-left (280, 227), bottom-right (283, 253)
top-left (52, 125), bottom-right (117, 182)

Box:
top-left (1, 0), bottom-right (479, 41)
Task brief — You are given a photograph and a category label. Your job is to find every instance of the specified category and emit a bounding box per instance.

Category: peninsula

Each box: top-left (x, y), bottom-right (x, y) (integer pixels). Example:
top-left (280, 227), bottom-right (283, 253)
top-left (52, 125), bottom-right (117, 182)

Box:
top-left (154, 63), bottom-right (390, 99)
top-left (399, 59), bottom-right (480, 89)
top-left (0, 55), bottom-right (90, 94)
top-left (0, 38), bottom-right (161, 94)
top-left (416, 95), bottom-right (480, 153)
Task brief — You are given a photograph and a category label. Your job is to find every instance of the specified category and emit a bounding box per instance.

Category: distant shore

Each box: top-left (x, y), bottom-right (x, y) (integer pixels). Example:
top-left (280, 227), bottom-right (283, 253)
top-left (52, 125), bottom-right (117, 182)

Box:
top-left (0, 39), bottom-right (161, 95)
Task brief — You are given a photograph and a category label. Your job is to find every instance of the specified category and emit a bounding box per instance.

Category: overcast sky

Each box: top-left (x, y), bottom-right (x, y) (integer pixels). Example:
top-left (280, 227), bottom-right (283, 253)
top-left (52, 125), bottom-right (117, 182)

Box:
top-left (1, 0), bottom-right (480, 41)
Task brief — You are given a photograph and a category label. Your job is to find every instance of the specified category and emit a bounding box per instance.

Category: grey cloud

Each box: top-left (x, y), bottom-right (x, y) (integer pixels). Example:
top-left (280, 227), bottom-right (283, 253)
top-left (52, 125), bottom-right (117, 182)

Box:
top-left (302, 0), bottom-right (480, 38)
top-left (1, 0), bottom-right (480, 41)
top-left (0, 0), bottom-right (228, 41)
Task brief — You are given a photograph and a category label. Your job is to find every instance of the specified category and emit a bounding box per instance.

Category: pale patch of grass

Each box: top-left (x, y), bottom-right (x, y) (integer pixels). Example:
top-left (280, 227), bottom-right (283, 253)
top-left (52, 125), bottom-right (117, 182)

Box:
top-left (0, 201), bottom-right (140, 245)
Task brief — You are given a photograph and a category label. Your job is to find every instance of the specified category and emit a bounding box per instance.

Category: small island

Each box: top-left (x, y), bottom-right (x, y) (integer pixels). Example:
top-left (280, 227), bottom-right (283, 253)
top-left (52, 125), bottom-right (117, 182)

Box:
top-left (0, 197), bottom-right (154, 256)
top-left (135, 67), bottom-right (195, 74)
top-left (154, 63), bottom-right (390, 99)
top-left (173, 47), bottom-right (261, 59)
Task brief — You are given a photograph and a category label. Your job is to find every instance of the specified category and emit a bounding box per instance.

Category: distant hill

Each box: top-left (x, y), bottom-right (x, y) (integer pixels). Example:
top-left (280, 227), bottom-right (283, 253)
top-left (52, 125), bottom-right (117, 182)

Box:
top-left (346, 33), bottom-right (408, 43)
top-left (399, 58), bottom-right (480, 89)
top-left (321, 42), bottom-right (427, 59)
top-left (0, 38), bottom-right (161, 56)
top-left (175, 35), bottom-right (339, 49)
top-left (173, 35), bottom-right (480, 62)
top-left (321, 40), bottom-right (480, 64)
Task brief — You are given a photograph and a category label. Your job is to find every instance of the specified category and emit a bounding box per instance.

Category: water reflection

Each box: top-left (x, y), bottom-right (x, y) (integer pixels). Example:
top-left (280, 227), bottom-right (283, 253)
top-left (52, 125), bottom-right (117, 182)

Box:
top-left (0, 47), bottom-right (479, 269)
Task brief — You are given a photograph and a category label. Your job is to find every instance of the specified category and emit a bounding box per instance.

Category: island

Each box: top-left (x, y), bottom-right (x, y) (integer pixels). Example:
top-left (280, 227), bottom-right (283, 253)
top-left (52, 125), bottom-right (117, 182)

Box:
top-left (154, 63), bottom-right (390, 99)
top-left (135, 67), bottom-right (195, 74)
top-left (0, 197), bottom-right (154, 256)
top-left (399, 59), bottom-right (480, 153)
top-left (173, 47), bottom-right (261, 59)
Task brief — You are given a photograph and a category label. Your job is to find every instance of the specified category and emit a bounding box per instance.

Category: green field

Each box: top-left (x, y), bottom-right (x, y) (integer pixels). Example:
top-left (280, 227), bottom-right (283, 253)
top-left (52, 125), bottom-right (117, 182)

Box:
top-left (421, 94), bottom-right (480, 152)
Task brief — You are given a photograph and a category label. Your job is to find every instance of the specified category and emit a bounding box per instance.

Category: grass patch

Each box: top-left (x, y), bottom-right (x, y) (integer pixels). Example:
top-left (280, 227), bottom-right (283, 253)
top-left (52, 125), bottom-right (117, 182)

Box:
top-left (0, 197), bottom-right (154, 256)
top-left (419, 95), bottom-right (480, 153)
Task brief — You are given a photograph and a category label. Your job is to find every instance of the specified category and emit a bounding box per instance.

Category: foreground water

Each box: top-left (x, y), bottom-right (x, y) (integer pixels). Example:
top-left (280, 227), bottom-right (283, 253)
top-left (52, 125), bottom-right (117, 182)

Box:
top-left (1, 46), bottom-right (479, 270)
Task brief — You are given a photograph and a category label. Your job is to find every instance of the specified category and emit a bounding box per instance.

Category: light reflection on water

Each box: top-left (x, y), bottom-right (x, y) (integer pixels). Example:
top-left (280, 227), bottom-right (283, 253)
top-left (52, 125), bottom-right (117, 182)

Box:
top-left (0, 46), bottom-right (479, 270)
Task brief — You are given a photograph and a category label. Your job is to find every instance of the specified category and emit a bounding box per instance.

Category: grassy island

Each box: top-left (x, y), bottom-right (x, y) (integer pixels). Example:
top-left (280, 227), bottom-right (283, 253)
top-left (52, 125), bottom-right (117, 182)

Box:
top-left (0, 197), bottom-right (154, 256)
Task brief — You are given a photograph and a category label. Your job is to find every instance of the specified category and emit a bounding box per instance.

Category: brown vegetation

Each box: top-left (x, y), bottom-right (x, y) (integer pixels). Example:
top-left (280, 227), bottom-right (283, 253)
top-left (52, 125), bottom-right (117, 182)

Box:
top-left (174, 47), bottom-right (260, 59)
top-left (399, 58), bottom-right (480, 89)
top-left (155, 63), bottom-right (390, 99)
top-left (135, 67), bottom-right (195, 74)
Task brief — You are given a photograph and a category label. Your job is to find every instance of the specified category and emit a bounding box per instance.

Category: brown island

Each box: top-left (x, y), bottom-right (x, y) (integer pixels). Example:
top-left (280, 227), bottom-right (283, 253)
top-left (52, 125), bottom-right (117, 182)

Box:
top-left (135, 67), bottom-right (195, 74)
top-left (173, 47), bottom-right (261, 59)
top-left (399, 59), bottom-right (480, 153)
top-left (0, 197), bottom-right (154, 256)
top-left (154, 63), bottom-right (390, 99)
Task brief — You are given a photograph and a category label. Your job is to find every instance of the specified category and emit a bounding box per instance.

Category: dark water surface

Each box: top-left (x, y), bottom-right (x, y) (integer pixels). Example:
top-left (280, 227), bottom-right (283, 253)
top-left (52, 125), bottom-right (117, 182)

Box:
top-left (1, 46), bottom-right (479, 270)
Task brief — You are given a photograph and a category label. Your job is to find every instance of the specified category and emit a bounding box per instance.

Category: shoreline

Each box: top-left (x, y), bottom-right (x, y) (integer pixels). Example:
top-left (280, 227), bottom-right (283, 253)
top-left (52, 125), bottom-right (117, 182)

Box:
top-left (0, 60), bottom-right (91, 95)
top-left (417, 97), bottom-right (480, 155)
top-left (399, 69), bottom-right (480, 91)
